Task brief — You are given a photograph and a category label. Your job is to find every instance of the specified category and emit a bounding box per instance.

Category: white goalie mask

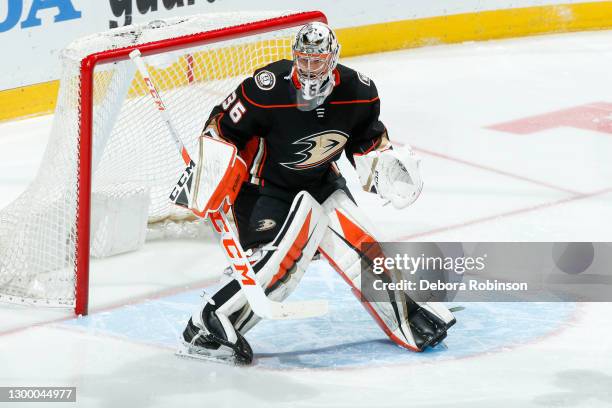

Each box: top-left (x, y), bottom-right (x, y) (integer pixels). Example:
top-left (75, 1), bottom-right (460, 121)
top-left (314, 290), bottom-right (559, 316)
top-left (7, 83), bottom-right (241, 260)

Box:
top-left (292, 22), bottom-right (340, 111)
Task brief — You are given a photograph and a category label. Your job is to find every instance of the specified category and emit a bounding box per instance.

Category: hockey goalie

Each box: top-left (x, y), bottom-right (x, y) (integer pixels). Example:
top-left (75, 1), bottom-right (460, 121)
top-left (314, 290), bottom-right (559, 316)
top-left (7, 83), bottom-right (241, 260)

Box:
top-left (178, 22), bottom-right (456, 364)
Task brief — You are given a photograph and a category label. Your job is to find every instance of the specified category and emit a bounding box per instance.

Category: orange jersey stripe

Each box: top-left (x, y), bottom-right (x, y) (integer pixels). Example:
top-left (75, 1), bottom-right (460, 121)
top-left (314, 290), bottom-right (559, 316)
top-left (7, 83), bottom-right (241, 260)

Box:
top-left (330, 96), bottom-right (379, 105)
top-left (241, 83), bottom-right (307, 109)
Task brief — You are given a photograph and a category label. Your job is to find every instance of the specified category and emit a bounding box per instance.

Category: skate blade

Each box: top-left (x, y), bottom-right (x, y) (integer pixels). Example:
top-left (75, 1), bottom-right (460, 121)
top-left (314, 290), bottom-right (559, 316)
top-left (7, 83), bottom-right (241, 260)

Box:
top-left (175, 341), bottom-right (240, 366)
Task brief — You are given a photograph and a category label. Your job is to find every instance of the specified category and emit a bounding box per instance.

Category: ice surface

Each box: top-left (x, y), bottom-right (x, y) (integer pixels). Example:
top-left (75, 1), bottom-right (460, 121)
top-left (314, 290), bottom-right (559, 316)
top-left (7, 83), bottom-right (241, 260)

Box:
top-left (1, 30), bottom-right (612, 407)
top-left (62, 261), bottom-right (578, 369)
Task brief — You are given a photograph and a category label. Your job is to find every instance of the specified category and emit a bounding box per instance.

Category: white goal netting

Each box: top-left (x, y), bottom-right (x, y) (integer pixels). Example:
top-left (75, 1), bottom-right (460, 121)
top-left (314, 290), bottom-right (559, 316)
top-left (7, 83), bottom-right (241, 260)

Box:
top-left (0, 11), bottom-right (317, 310)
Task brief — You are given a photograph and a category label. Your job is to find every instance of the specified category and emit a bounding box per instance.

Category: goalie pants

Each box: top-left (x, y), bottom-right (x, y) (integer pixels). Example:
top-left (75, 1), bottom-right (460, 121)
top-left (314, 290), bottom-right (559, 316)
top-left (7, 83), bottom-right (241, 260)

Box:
top-left (231, 174), bottom-right (351, 249)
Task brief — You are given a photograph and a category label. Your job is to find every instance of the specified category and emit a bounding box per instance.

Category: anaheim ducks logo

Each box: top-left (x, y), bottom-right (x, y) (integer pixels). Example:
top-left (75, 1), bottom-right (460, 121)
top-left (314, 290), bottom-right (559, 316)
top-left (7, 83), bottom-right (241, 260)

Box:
top-left (281, 131), bottom-right (349, 170)
top-left (255, 219), bottom-right (277, 232)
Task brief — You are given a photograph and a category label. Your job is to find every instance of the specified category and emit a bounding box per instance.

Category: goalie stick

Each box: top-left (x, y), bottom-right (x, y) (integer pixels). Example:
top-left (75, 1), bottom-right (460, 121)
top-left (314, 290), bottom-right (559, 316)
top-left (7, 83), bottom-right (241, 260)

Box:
top-left (129, 49), bottom-right (328, 320)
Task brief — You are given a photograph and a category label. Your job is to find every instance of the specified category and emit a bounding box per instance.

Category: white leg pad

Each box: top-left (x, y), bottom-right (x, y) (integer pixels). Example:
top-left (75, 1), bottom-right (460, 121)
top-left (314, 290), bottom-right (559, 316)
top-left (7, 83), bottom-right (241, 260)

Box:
top-left (319, 190), bottom-right (456, 351)
top-left (216, 191), bottom-right (329, 333)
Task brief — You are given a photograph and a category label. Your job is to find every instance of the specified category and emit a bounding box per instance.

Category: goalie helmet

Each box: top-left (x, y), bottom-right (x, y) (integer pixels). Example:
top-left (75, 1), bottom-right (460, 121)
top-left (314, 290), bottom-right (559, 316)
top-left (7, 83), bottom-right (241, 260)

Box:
top-left (292, 22), bottom-right (340, 110)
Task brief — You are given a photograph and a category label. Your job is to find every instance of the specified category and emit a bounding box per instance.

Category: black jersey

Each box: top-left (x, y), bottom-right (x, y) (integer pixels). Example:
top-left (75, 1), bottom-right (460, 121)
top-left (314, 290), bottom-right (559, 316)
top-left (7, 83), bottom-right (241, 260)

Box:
top-left (204, 59), bottom-right (390, 195)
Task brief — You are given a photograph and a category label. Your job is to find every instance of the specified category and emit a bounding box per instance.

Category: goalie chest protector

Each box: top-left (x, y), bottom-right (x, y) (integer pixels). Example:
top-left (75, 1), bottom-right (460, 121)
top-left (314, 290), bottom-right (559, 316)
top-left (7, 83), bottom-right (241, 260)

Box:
top-left (209, 59), bottom-right (386, 194)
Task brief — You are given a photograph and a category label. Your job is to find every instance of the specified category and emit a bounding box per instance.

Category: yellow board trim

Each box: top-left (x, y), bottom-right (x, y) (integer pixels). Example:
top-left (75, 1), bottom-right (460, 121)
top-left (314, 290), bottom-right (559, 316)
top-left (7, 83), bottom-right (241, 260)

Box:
top-left (2, 2), bottom-right (612, 122)
top-left (336, 2), bottom-right (612, 57)
top-left (0, 80), bottom-right (59, 122)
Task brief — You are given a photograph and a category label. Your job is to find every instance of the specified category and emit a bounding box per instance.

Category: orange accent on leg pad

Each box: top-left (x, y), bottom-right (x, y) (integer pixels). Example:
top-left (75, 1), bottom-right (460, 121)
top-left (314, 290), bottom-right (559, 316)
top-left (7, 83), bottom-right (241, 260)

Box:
top-left (267, 210), bottom-right (312, 288)
top-left (335, 209), bottom-right (376, 249)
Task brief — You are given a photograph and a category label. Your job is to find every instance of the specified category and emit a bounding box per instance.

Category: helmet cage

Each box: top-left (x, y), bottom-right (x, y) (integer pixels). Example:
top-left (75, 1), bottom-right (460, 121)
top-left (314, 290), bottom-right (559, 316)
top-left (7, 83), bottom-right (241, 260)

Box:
top-left (293, 51), bottom-right (334, 82)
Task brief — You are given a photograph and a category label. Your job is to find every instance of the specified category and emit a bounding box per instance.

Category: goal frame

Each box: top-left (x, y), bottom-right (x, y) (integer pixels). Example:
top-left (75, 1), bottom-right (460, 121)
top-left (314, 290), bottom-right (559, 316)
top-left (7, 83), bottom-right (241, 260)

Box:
top-left (74, 11), bottom-right (327, 316)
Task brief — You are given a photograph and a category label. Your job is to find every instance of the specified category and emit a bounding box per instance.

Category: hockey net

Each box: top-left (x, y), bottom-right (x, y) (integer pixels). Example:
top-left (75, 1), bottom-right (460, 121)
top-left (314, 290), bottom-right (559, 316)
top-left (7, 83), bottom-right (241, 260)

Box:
top-left (0, 11), bottom-right (326, 315)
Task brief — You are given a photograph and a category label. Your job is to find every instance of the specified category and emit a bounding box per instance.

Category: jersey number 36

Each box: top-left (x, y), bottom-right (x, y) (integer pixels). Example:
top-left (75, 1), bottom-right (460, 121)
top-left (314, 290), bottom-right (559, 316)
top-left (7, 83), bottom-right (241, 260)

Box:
top-left (222, 92), bottom-right (247, 124)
